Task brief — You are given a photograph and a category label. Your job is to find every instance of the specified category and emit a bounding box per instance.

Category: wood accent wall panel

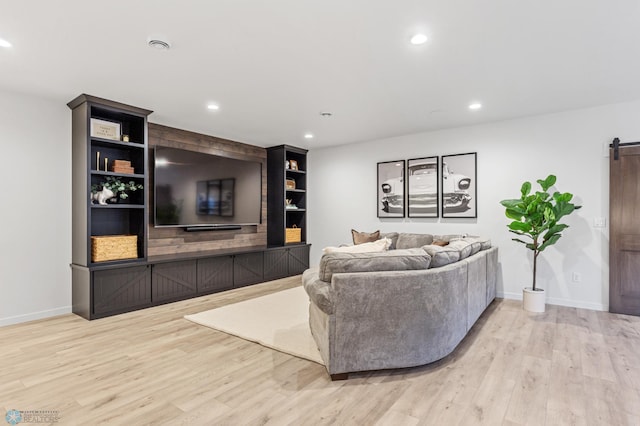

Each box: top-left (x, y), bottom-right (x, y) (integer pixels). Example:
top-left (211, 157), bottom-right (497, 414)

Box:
top-left (147, 123), bottom-right (268, 256)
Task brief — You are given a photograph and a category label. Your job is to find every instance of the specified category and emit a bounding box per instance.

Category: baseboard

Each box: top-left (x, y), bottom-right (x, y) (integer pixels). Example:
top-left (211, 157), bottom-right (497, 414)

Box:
top-left (497, 291), bottom-right (607, 312)
top-left (0, 306), bottom-right (72, 327)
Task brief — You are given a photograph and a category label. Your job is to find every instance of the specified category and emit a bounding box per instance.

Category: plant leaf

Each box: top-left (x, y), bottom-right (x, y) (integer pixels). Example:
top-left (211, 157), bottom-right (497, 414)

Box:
top-left (509, 221), bottom-right (532, 233)
top-left (538, 233), bottom-right (561, 251)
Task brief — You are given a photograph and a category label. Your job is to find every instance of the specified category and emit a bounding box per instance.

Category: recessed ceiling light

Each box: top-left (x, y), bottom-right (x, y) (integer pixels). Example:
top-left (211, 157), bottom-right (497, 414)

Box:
top-left (304, 133), bottom-right (314, 139)
top-left (207, 104), bottom-right (220, 111)
top-left (0, 38), bottom-right (12, 48)
top-left (469, 103), bottom-right (482, 110)
top-left (148, 39), bottom-right (171, 50)
top-left (320, 112), bottom-right (333, 117)
top-left (410, 34), bottom-right (428, 45)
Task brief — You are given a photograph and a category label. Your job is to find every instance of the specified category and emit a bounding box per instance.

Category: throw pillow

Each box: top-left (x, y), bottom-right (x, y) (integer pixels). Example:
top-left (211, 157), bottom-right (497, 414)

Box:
top-left (379, 232), bottom-right (399, 250)
top-left (351, 229), bottom-right (380, 245)
top-left (432, 240), bottom-right (449, 247)
top-left (323, 238), bottom-right (391, 254)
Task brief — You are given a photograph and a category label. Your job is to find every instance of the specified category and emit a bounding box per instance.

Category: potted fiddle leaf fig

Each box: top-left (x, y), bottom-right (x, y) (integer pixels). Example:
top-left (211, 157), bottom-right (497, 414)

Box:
top-left (500, 174), bottom-right (581, 312)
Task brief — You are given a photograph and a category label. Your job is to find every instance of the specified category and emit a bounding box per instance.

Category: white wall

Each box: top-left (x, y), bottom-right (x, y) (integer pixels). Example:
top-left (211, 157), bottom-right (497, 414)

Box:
top-left (308, 100), bottom-right (640, 311)
top-left (0, 90), bottom-right (72, 326)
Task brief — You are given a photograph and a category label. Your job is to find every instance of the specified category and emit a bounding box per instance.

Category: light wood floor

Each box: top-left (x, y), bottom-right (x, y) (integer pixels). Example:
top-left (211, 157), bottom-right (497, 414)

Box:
top-left (2, 277), bottom-right (640, 426)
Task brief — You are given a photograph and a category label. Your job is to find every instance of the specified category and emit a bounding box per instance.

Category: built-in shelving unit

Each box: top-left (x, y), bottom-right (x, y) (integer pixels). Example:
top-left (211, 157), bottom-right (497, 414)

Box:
top-left (68, 94), bottom-right (151, 266)
top-left (267, 145), bottom-right (308, 246)
top-left (68, 94), bottom-right (153, 318)
top-left (69, 99), bottom-right (310, 320)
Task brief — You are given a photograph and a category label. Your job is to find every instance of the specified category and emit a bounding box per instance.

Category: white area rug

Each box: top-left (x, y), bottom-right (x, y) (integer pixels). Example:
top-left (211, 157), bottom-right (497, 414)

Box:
top-left (184, 286), bottom-right (323, 365)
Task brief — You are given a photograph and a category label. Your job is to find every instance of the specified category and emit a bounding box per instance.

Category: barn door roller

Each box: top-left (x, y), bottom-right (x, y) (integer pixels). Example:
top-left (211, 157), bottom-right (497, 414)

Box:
top-left (610, 137), bottom-right (640, 160)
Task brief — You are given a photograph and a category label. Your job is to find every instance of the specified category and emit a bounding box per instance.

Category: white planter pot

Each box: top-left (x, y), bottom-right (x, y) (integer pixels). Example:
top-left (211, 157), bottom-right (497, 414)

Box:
top-left (523, 287), bottom-right (546, 313)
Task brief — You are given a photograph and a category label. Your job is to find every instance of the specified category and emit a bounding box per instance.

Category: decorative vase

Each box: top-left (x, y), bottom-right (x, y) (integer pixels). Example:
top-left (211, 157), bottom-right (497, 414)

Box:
top-left (523, 287), bottom-right (546, 313)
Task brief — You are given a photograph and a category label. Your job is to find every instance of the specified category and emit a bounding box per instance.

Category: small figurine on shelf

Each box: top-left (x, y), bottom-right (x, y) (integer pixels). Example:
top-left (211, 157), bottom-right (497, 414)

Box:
top-left (285, 160), bottom-right (290, 169)
top-left (91, 187), bottom-right (115, 205)
top-left (285, 199), bottom-right (298, 209)
top-left (121, 134), bottom-right (130, 142)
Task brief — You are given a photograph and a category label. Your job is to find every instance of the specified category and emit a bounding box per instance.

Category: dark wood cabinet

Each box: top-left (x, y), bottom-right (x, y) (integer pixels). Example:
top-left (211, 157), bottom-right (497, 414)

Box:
top-left (264, 246), bottom-right (310, 280)
top-left (288, 245), bottom-right (311, 275)
top-left (197, 256), bottom-right (234, 294)
top-left (92, 265), bottom-right (151, 317)
top-left (152, 260), bottom-right (197, 303)
top-left (234, 252), bottom-right (264, 287)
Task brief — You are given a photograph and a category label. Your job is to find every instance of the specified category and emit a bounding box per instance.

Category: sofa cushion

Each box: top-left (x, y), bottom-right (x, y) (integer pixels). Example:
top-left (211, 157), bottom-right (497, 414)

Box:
top-left (379, 232), bottom-right (399, 250)
top-left (396, 233), bottom-right (434, 249)
top-left (447, 240), bottom-right (473, 259)
top-left (323, 238), bottom-right (391, 255)
top-left (451, 236), bottom-right (492, 252)
top-left (422, 244), bottom-right (461, 268)
top-left (351, 229), bottom-right (380, 245)
top-left (318, 248), bottom-right (431, 282)
top-left (433, 234), bottom-right (465, 244)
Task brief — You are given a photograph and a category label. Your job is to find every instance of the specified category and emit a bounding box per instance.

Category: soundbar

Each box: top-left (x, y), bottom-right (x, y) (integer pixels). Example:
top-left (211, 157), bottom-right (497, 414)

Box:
top-left (184, 225), bottom-right (242, 232)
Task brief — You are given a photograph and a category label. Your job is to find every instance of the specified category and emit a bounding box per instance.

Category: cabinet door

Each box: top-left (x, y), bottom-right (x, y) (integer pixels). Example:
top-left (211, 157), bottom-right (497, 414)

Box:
top-left (234, 252), bottom-right (264, 287)
top-left (263, 248), bottom-right (289, 281)
top-left (197, 256), bottom-right (234, 294)
top-left (152, 260), bottom-right (197, 303)
top-left (288, 245), bottom-right (310, 275)
top-left (93, 265), bottom-right (151, 316)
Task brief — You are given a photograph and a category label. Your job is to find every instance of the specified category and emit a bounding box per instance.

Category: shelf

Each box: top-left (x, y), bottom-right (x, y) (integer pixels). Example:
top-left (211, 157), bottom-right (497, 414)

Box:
top-left (91, 170), bottom-right (145, 179)
top-left (286, 208), bottom-right (306, 212)
top-left (89, 257), bottom-right (146, 269)
top-left (286, 188), bottom-right (306, 193)
top-left (91, 203), bottom-right (145, 209)
top-left (286, 169), bottom-right (306, 174)
top-left (91, 137), bottom-right (145, 149)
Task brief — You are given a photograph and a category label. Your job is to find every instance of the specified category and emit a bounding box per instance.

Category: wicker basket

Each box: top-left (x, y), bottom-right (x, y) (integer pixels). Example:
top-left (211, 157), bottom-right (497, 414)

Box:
top-left (285, 225), bottom-right (302, 243)
top-left (91, 235), bottom-right (138, 262)
top-left (285, 179), bottom-right (296, 190)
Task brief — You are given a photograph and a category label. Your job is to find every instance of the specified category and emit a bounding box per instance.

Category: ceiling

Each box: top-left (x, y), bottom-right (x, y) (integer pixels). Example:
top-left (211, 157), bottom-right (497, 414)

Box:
top-left (3, 1), bottom-right (640, 149)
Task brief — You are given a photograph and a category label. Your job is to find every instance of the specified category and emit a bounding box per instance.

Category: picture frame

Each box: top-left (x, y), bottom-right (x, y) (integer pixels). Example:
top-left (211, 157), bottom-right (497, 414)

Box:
top-left (407, 156), bottom-right (439, 218)
top-left (90, 118), bottom-right (121, 141)
top-left (289, 159), bottom-right (299, 171)
top-left (441, 152), bottom-right (477, 218)
top-left (377, 160), bottom-right (405, 218)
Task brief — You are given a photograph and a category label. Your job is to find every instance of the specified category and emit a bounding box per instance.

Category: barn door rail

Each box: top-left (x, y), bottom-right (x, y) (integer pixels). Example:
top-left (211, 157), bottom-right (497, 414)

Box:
top-left (610, 137), bottom-right (640, 160)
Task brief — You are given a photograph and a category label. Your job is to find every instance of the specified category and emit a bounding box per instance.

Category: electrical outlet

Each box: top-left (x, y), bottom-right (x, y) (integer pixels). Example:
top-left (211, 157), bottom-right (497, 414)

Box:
top-left (572, 272), bottom-right (582, 283)
top-left (594, 217), bottom-right (607, 228)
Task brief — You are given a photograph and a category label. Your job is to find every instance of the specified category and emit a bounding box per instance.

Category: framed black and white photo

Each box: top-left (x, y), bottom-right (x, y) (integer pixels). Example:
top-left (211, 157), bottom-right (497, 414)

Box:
top-left (377, 160), bottom-right (405, 218)
top-left (407, 156), bottom-right (439, 218)
top-left (441, 152), bottom-right (477, 218)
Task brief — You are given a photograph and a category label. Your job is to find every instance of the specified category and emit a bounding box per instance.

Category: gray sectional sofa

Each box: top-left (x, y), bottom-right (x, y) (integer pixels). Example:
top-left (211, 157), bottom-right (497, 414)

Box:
top-left (302, 232), bottom-right (498, 379)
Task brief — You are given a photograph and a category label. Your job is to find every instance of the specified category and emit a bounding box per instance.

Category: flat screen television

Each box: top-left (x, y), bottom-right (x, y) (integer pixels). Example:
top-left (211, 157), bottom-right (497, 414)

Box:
top-left (154, 146), bottom-right (262, 228)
